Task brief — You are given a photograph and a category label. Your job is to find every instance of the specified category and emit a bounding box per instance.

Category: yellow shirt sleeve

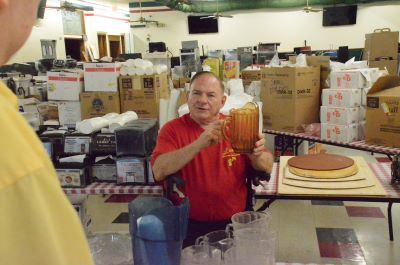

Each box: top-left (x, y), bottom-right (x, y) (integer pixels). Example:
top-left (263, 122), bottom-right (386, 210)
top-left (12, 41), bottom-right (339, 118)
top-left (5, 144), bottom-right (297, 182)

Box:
top-left (0, 82), bottom-right (94, 265)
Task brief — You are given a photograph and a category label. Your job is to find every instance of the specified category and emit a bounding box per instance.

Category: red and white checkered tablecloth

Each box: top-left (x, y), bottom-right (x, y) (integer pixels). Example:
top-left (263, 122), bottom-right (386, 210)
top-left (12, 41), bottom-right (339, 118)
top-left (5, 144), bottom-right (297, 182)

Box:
top-left (63, 182), bottom-right (163, 196)
top-left (254, 162), bottom-right (400, 198)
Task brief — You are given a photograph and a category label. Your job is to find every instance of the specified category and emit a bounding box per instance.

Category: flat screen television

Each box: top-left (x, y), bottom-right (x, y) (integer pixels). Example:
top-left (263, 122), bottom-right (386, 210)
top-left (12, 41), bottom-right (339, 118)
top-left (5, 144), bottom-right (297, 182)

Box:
top-left (323, 5), bottom-right (357, 27)
top-left (188, 16), bottom-right (218, 34)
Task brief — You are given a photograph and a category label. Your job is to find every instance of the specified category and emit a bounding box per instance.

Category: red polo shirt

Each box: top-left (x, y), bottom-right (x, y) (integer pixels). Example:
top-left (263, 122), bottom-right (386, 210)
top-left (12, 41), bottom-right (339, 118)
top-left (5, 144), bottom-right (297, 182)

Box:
top-left (151, 114), bottom-right (249, 221)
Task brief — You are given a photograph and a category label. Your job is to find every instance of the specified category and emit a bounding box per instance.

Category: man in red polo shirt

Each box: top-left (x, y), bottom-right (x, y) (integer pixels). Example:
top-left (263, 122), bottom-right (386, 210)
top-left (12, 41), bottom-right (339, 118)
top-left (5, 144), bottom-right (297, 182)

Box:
top-left (151, 71), bottom-right (273, 246)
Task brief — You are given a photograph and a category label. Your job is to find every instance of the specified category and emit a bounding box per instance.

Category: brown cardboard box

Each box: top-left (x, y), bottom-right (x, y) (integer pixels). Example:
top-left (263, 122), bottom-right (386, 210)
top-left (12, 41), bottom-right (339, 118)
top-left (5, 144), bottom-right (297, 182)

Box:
top-left (368, 60), bottom-right (399, 76)
top-left (179, 77), bottom-right (191, 88)
top-left (241, 70), bottom-right (261, 86)
top-left (119, 75), bottom-right (163, 119)
top-left (260, 67), bottom-right (320, 132)
top-left (363, 29), bottom-right (399, 60)
top-left (365, 76), bottom-right (400, 148)
top-left (289, 56), bottom-right (330, 88)
top-left (80, 92), bottom-right (121, 119)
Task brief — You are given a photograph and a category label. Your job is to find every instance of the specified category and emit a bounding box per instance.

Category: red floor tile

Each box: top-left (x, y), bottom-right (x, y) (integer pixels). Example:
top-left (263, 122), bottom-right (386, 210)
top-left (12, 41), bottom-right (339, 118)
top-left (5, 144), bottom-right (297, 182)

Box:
top-left (346, 206), bottom-right (385, 218)
top-left (319, 242), bottom-right (365, 261)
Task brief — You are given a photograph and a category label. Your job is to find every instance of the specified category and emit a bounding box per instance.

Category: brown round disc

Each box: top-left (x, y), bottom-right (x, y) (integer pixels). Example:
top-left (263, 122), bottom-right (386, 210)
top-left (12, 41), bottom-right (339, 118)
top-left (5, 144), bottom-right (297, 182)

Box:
top-left (287, 154), bottom-right (354, 171)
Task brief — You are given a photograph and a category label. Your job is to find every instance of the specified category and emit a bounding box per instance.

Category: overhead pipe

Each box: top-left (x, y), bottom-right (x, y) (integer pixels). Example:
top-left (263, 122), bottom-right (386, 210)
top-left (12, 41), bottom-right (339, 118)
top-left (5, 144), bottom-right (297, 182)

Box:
top-left (156, 0), bottom-right (393, 13)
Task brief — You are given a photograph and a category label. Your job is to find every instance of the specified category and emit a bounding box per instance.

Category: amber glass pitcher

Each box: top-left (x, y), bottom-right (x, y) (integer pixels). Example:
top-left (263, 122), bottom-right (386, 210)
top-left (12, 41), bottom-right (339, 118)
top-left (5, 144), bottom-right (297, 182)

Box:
top-left (222, 102), bottom-right (259, 154)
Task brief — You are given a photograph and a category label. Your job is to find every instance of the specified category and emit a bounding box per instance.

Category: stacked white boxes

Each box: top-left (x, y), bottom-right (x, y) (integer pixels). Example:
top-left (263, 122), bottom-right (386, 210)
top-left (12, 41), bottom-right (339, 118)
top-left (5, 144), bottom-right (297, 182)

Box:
top-left (320, 68), bottom-right (380, 143)
top-left (46, 70), bottom-right (84, 128)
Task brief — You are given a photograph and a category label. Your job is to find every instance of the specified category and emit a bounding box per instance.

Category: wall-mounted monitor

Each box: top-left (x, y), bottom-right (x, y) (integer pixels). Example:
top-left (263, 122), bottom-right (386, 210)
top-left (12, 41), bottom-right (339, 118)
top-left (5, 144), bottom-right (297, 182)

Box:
top-left (323, 5), bottom-right (357, 27)
top-left (188, 16), bottom-right (218, 34)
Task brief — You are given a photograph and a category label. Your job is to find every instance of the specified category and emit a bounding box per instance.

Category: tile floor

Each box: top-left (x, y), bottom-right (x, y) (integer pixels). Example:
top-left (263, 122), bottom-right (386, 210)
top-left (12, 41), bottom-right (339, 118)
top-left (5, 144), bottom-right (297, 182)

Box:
top-left (72, 145), bottom-right (400, 265)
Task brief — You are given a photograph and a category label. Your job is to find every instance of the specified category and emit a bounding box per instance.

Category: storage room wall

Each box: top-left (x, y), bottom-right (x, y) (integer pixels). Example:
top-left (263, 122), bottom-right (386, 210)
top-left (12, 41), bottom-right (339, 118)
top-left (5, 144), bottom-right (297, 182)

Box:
top-left (131, 2), bottom-right (400, 56)
top-left (7, 0), bottom-right (131, 64)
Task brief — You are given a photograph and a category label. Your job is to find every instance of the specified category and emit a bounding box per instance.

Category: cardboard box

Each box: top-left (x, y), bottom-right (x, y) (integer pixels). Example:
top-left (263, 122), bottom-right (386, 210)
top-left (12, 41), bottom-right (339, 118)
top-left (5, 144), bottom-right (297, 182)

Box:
top-left (365, 76), bottom-right (400, 147)
top-left (363, 29), bottom-right (399, 60)
top-left (179, 77), bottom-right (191, 88)
top-left (358, 121), bottom-right (366, 141)
top-left (330, 68), bottom-right (380, 89)
top-left (321, 123), bottom-right (359, 143)
top-left (322, 89), bottom-right (361, 107)
top-left (368, 60), bottom-right (398, 76)
top-left (260, 66), bottom-right (320, 132)
top-left (84, 63), bottom-right (120, 92)
top-left (320, 106), bottom-right (360, 125)
top-left (47, 71), bottom-right (84, 101)
top-left (290, 56), bottom-right (330, 88)
top-left (37, 101), bottom-right (59, 120)
top-left (119, 73), bottom-right (168, 119)
top-left (241, 70), bottom-right (262, 87)
top-left (80, 92), bottom-right (121, 119)
top-left (223, 60), bottom-right (240, 80)
top-left (57, 101), bottom-right (81, 128)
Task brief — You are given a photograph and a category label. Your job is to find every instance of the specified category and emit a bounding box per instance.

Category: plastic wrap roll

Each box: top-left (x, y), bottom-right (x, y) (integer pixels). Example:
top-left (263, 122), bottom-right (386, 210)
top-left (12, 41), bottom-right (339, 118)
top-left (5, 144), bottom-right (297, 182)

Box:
top-left (120, 65), bottom-right (129, 76)
top-left (145, 66), bottom-right (154, 75)
top-left (167, 89), bottom-right (180, 121)
top-left (78, 117), bottom-right (109, 134)
top-left (127, 66), bottom-right (136, 76)
top-left (109, 111), bottom-right (138, 132)
top-left (136, 67), bottom-right (145, 76)
top-left (159, 98), bottom-right (169, 128)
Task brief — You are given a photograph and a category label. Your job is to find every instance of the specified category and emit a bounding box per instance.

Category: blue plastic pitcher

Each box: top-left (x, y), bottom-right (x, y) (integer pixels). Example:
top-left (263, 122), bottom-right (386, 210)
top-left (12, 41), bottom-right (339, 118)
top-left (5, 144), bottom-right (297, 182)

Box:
top-left (129, 196), bottom-right (189, 265)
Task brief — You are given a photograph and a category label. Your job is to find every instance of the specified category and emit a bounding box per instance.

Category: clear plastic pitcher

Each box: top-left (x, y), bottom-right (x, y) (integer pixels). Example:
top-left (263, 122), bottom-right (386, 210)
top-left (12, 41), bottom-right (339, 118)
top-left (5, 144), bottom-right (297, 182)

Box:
top-left (181, 245), bottom-right (221, 265)
top-left (226, 211), bottom-right (272, 232)
top-left (195, 230), bottom-right (234, 260)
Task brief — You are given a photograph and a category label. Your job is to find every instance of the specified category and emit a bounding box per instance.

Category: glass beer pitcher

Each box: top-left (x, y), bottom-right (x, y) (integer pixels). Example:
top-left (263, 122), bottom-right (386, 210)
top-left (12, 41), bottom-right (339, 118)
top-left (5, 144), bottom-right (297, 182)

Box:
top-left (222, 102), bottom-right (259, 154)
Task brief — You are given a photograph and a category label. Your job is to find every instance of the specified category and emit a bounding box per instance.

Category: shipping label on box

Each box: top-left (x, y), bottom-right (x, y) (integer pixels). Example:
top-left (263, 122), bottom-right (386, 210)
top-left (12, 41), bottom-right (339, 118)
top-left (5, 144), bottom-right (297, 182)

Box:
top-left (92, 164), bottom-right (117, 182)
top-left (57, 101), bottom-right (81, 128)
top-left (321, 123), bottom-right (359, 143)
top-left (116, 157), bottom-right (146, 184)
top-left (47, 71), bottom-right (83, 101)
top-left (57, 168), bottom-right (84, 187)
top-left (80, 92), bottom-right (121, 119)
top-left (365, 76), bottom-right (400, 148)
top-left (260, 66), bottom-right (320, 132)
top-left (64, 136), bottom-right (91, 154)
top-left (320, 106), bottom-right (360, 125)
top-left (84, 63), bottom-right (120, 92)
top-left (330, 68), bottom-right (380, 89)
top-left (322, 89), bottom-right (361, 107)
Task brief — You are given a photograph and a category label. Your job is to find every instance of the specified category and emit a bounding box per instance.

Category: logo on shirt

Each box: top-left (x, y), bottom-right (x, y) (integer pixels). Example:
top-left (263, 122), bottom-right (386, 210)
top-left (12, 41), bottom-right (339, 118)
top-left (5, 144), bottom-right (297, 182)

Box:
top-left (222, 148), bottom-right (240, 167)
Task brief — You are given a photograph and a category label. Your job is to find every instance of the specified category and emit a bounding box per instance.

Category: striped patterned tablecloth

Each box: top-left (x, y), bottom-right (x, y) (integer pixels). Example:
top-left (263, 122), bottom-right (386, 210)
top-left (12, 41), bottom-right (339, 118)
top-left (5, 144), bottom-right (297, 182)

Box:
top-left (63, 182), bottom-right (163, 196)
top-left (254, 162), bottom-right (400, 198)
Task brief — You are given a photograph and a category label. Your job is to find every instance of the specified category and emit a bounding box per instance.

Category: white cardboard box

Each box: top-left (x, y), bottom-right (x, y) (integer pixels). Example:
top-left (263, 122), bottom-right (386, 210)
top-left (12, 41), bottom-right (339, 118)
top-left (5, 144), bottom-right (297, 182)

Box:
top-left (330, 68), bottom-right (380, 89)
top-left (321, 123), bottom-right (359, 143)
top-left (359, 106), bottom-right (366, 121)
top-left (57, 101), bottom-right (81, 128)
top-left (358, 121), bottom-right (366, 141)
top-left (84, 63), bottom-right (120, 92)
top-left (320, 106), bottom-right (360, 125)
top-left (322, 89), bottom-right (361, 107)
top-left (47, 71), bottom-right (84, 101)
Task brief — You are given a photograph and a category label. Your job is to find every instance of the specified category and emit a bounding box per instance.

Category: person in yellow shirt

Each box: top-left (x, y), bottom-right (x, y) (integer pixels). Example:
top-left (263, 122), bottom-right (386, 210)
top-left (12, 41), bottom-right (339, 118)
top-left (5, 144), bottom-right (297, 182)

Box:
top-left (0, 1), bottom-right (93, 264)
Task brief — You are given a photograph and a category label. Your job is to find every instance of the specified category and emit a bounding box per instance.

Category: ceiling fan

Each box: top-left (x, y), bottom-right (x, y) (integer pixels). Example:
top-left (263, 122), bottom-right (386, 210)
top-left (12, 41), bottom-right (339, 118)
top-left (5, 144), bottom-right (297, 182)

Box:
top-left (303, 0), bottom-right (323, 13)
top-left (201, 0), bottom-right (233, 19)
top-left (130, 0), bottom-right (164, 26)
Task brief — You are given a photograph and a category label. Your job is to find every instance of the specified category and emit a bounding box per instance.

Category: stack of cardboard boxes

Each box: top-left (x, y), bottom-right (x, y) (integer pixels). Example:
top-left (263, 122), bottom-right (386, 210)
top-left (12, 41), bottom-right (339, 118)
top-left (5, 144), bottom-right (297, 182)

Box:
top-left (363, 28), bottom-right (399, 76)
top-left (321, 68), bottom-right (380, 143)
top-left (47, 70), bottom-right (84, 128)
